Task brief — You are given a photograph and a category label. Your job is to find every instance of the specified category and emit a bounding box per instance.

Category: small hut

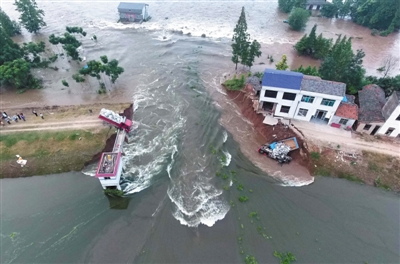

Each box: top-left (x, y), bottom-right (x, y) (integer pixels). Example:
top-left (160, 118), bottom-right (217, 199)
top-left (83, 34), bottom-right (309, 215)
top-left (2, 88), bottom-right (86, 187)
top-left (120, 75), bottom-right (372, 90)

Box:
top-left (118, 2), bottom-right (150, 22)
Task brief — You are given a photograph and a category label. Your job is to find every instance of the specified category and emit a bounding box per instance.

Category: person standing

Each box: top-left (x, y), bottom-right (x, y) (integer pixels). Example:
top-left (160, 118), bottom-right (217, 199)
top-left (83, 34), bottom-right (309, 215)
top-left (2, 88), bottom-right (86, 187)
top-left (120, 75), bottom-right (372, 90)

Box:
top-left (2, 112), bottom-right (7, 119)
top-left (32, 110), bottom-right (38, 116)
top-left (20, 113), bottom-right (26, 121)
top-left (12, 115), bottom-right (19, 122)
top-left (16, 113), bottom-right (21, 120)
top-left (40, 113), bottom-right (44, 119)
top-left (6, 118), bottom-right (11, 124)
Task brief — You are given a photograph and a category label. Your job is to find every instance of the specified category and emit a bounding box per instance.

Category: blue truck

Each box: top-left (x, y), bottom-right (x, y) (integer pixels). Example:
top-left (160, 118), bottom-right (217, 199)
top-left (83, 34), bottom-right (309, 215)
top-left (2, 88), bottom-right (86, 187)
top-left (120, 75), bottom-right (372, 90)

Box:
top-left (258, 137), bottom-right (299, 164)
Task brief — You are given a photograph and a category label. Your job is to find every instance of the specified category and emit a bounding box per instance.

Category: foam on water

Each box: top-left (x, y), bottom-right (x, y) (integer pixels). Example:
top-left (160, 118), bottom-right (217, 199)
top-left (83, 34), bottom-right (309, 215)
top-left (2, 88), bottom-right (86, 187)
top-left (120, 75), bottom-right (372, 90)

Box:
top-left (222, 130), bottom-right (228, 143)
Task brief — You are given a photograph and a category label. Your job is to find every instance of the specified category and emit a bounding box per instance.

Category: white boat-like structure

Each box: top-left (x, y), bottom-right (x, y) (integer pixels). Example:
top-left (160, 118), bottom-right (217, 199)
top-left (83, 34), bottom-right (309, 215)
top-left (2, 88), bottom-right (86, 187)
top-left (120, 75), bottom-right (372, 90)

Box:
top-left (95, 108), bottom-right (133, 191)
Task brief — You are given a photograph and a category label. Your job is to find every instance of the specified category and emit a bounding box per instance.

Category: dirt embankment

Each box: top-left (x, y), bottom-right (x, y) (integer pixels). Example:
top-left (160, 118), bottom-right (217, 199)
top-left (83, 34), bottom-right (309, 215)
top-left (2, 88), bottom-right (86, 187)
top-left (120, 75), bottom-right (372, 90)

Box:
top-left (0, 103), bottom-right (133, 178)
top-left (225, 89), bottom-right (400, 193)
top-left (226, 90), bottom-right (309, 166)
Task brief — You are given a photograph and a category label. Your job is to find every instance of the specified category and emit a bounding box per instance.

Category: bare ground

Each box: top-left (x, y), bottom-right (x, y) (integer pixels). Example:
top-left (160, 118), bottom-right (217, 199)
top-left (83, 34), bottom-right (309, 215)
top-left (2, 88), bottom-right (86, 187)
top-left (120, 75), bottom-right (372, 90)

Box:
top-left (224, 88), bottom-right (400, 192)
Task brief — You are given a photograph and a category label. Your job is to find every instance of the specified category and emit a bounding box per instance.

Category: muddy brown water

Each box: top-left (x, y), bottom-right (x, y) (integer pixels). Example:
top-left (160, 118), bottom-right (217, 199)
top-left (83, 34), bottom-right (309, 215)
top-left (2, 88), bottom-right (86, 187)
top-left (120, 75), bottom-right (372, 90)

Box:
top-left (1, 2), bottom-right (399, 263)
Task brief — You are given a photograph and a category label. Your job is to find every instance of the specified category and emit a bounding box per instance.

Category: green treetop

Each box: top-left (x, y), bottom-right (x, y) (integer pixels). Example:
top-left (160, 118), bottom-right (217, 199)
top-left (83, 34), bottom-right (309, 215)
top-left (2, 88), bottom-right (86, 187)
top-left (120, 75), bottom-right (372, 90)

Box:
top-left (232, 7), bottom-right (250, 70)
top-left (14, 0), bottom-right (46, 33)
top-left (275, 55), bottom-right (289, 70)
top-left (0, 8), bottom-right (21, 36)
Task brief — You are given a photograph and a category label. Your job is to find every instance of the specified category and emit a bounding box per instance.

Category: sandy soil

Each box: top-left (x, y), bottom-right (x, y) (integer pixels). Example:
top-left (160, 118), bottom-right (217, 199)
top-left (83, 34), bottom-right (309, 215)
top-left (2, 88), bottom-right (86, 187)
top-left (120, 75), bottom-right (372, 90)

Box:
top-left (0, 103), bottom-right (131, 133)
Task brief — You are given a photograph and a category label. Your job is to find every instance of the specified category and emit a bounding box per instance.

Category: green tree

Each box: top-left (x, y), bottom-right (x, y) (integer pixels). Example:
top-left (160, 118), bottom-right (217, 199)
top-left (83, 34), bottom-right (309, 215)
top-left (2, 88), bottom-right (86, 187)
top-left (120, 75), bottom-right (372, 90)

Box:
top-left (14, 0), bottom-right (46, 33)
top-left (106, 59), bottom-right (124, 84)
top-left (0, 8), bottom-right (21, 36)
top-left (294, 25), bottom-right (332, 59)
top-left (294, 65), bottom-right (320, 76)
top-left (278, 0), bottom-right (306, 13)
top-left (320, 3), bottom-right (338, 18)
top-left (0, 58), bottom-right (39, 88)
top-left (0, 28), bottom-right (23, 65)
top-left (66, 26), bottom-right (87, 36)
top-left (276, 55), bottom-right (289, 70)
top-left (319, 35), bottom-right (366, 93)
top-left (288, 8), bottom-right (310, 31)
top-left (49, 32), bottom-right (82, 61)
top-left (243, 40), bottom-right (262, 69)
top-left (232, 7), bottom-right (250, 70)
top-left (21, 41), bottom-right (46, 67)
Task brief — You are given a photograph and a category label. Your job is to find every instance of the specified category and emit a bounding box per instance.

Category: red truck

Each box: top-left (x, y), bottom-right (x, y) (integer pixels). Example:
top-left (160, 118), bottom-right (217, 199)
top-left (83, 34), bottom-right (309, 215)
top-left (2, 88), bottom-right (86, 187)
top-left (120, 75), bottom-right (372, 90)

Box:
top-left (98, 108), bottom-right (132, 132)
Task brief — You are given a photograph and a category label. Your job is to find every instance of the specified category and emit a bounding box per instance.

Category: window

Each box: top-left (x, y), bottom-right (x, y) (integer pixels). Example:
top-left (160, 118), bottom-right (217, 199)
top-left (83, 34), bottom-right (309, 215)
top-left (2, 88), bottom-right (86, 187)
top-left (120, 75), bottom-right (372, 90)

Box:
top-left (321, 98), bottom-right (335, 106)
top-left (297, 108), bottom-right (308, 117)
top-left (396, 114), bottom-right (400, 121)
top-left (282, 92), bottom-right (296, 101)
top-left (280, 106), bottom-right (290, 113)
top-left (385, 128), bottom-right (395, 135)
top-left (339, 118), bottom-right (348, 125)
top-left (363, 124), bottom-right (372, 130)
top-left (301, 95), bottom-right (315, 103)
top-left (264, 90), bottom-right (277, 98)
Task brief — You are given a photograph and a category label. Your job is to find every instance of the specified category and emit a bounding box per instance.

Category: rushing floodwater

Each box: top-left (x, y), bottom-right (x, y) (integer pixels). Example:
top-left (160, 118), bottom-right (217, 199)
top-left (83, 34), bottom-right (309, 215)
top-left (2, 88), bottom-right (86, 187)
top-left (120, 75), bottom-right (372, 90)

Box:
top-left (1, 1), bottom-right (400, 263)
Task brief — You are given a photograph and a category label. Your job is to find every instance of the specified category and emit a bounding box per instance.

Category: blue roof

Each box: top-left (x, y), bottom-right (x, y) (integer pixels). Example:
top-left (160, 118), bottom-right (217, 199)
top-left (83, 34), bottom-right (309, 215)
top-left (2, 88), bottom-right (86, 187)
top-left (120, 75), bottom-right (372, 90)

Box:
top-left (262, 69), bottom-right (303, 90)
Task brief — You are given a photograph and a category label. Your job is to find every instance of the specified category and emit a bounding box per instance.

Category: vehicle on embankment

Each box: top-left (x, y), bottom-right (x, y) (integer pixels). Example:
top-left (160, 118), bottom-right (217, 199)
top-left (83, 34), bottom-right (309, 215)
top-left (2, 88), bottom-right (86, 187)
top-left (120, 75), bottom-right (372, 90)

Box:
top-left (258, 137), bottom-right (299, 164)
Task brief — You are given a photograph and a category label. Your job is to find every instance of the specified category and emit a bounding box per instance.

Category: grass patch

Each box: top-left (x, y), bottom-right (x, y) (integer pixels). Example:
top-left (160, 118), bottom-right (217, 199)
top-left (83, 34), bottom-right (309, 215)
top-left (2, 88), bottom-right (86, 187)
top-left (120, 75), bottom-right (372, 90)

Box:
top-left (310, 151), bottom-right (320, 160)
top-left (223, 74), bottom-right (245, 91)
top-left (237, 183), bottom-right (244, 191)
top-left (273, 251), bottom-right (296, 264)
top-left (337, 172), bottom-right (364, 183)
top-left (0, 128), bottom-right (110, 177)
top-left (314, 166), bottom-right (331, 176)
top-left (368, 162), bottom-right (381, 172)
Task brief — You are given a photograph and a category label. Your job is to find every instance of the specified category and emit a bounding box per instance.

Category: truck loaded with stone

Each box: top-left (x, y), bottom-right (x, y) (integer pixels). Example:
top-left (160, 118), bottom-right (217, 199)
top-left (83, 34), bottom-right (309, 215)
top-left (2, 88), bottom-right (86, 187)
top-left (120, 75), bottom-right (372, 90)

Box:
top-left (258, 137), bottom-right (299, 164)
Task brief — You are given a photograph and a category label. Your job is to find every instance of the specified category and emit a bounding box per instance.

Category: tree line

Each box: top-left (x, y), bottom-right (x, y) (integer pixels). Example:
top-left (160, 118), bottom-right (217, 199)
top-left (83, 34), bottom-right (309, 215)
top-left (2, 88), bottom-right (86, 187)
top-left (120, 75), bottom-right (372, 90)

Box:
top-left (279, 0), bottom-right (400, 36)
top-left (293, 24), bottom-right (400, 96)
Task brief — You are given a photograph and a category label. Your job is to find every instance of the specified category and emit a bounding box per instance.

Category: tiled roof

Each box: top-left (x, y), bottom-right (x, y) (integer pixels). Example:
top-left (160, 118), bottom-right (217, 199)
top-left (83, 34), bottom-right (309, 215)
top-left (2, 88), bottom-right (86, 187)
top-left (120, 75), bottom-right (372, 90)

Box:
top-left (300, 78), bottom-right (346, 97)
top-left (335, 103), bottom-right (358, 120)
top-left (262, 69), bottom-right (303, 90)
top-left (246, 76), bottom-right (261, 91)
top-left (344, 94), bottom-right (355, 104)
top-left (357, 84), bottom-right (386, 122)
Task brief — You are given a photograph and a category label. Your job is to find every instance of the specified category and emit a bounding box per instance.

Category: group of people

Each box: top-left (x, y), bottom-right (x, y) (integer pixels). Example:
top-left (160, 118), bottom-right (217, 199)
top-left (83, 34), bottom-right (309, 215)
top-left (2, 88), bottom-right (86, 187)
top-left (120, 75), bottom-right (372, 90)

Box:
top-left (1, 110), bottom-right (44, 126)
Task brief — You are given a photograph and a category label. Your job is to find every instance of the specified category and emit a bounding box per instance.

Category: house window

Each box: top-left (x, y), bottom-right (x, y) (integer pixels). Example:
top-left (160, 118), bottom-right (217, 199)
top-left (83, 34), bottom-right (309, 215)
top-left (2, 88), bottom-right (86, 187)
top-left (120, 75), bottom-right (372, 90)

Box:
top-left (339, 118), bottom-right (348, 125)
top-left (363, 124), bottom-right (372, 130)
top-left (264, 90), bottom-right (278, 98)
top-left (301, 95), bottom-right (315, 103)
top-left (385, 128), bottom-right (395, 135)
top-left (321, 98), bottom-right (335, 106)
top-left (396, 114), bottom-right (400, 121)
top-left (282, 92), bottom-right (296, 101)
top-left (297, 108), bottom-right (308, 117)
top-left (280, 106), bottom-right (290, 113)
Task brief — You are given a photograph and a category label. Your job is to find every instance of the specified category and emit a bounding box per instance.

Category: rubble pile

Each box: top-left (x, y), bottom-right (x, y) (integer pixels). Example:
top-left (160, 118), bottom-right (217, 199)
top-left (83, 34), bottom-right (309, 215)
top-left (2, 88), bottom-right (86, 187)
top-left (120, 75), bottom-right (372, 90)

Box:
top-left (269, 142), bottom-right (291, 159)
top-left (100, 108), bottom-right (124, 124)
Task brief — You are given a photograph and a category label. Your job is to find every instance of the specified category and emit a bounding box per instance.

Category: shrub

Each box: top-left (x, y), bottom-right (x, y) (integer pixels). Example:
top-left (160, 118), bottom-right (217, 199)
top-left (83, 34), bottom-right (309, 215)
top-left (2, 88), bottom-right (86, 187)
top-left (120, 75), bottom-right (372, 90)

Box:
top-left (273, 251), bottom-right (296, 264)
top-left (288, 8), bottom-right (310, 31)
top-left (238, 195), bottom-right (249, 202)
top-left (223, 74), bottom-right (245, 90)
top-left (245, 255), bottom-right (258, 264)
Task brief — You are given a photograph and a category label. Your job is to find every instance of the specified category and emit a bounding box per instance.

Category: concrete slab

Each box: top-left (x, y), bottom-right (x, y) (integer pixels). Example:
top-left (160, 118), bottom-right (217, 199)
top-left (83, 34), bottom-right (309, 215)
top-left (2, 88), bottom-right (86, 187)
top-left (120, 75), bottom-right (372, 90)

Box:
top-left (263, 115), bottom-right (278, 125)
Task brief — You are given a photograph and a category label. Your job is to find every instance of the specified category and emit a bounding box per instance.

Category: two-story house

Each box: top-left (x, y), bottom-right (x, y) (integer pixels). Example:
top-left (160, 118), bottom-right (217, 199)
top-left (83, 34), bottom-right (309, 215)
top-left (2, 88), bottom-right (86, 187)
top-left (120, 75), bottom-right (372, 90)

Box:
top-left (259, 69), bottom-right (346, 124)
top-left (377, 91), bottom-right (400, 137)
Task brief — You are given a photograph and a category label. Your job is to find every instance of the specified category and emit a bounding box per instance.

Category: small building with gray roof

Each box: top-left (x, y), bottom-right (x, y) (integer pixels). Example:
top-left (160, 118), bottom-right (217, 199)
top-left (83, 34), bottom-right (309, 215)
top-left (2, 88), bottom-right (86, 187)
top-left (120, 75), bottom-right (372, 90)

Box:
top-left (118, 2), bottom-right (150, 22)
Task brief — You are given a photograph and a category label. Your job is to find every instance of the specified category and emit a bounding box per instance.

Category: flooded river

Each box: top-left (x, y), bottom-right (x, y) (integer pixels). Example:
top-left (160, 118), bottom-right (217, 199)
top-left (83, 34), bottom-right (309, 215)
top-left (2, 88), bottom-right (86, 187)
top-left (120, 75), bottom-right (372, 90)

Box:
top-left (1, 1), bottom-right (399, 263)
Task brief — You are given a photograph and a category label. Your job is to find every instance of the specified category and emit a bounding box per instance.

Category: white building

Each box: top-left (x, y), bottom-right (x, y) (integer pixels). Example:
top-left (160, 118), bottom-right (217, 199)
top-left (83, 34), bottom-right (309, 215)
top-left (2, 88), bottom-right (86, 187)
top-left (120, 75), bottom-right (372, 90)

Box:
top-left (377, 91), bottom-right (400, 137)
top-left (259, 69), bottom-right (346, 124)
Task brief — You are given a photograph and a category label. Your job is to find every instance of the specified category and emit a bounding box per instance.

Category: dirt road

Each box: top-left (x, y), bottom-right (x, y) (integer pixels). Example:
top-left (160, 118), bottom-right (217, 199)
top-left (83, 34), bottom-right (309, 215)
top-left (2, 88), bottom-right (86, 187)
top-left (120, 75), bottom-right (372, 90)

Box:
top-left (291, 120), bottom-right (400, 158)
